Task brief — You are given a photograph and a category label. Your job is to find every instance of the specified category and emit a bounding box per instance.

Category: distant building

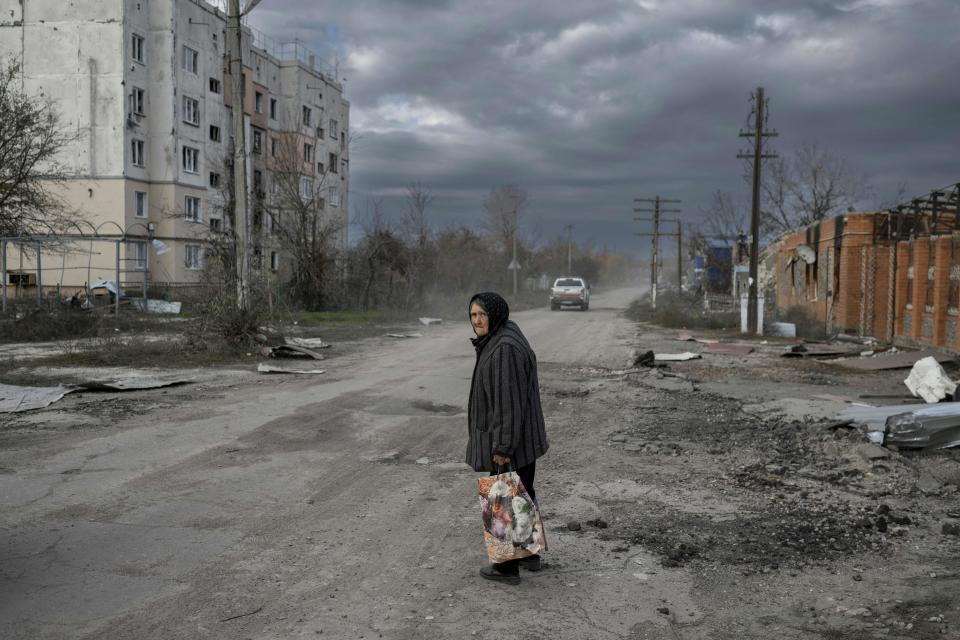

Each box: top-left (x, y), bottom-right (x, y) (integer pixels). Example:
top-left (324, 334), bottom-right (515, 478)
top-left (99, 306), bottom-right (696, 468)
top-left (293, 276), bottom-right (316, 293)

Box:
top-left (0, 0), bottom-right (349, 294)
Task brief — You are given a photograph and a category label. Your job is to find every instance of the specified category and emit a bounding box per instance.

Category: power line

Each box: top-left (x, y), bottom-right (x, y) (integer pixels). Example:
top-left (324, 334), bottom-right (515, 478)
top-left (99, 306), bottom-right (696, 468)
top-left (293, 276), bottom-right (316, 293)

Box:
top-left (737, 86), bottom-right (778, 335)
top-left (634, 196), bottom-right (681, 310)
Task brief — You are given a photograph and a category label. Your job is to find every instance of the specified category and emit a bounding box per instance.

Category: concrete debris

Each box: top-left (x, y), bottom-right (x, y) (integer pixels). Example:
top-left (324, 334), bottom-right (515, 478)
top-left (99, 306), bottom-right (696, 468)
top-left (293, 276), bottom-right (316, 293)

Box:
top-left (284, 337), bottom-right (331, 349)
top-left (418, 317), bottom-right (443, 326)
top-left (767, 322), bottom-right (796, 338)
top-left (256, 363), bottom-right (326, 374)
top-left (885, 404), bottom-right (960, 449)
top-left (834, 349), bottom-right (953, 371)
top-left (904, 356), bottom-right (957, 403)
top-left (654, 352), bottom-right (701, 362)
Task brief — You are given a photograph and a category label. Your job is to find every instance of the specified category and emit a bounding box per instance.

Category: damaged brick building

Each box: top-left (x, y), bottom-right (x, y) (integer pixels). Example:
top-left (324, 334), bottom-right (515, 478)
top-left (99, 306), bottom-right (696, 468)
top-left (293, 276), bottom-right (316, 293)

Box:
top-left (773, 183), bottom-right (960, 351)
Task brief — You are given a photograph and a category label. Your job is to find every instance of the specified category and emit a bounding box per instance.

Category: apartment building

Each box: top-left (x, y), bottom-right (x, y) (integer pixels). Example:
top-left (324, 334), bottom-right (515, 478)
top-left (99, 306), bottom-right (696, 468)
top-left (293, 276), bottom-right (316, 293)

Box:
top-left (0, 0), bottom-right (349, 293)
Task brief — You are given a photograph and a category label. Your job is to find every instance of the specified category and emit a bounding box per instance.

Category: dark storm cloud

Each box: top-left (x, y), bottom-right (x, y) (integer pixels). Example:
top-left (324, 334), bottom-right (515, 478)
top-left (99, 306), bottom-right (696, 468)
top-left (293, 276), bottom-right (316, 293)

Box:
top-left (249, 0), bottom-right (960, 251)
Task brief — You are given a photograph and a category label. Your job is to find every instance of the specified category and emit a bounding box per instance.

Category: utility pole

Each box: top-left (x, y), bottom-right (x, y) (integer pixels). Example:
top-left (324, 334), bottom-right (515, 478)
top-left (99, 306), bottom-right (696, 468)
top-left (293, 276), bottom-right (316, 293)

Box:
top-left (227, 0), bottom-right (265, 311)
top-left (737, 86), bottom-right (778, 334)
top-left (565, 224), bottom-right (573, 274)
top-left (634, 196), bottom-right (681, 309)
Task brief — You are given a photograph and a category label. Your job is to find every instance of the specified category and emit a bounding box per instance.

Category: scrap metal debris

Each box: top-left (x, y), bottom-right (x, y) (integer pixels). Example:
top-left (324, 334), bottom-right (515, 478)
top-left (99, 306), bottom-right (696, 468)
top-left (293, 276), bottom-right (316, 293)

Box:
top-left (418, 317), bottom-right (443, 326)
top-left (386, 333), bottom-right (423, 339)
top-left (261, 344), bottom-right (326, 360)
top-left (284, 337), bottom-right (331, 349)
top-left (886, 404), bottom-right (960, 450)
top-left (705, 343), bottom-right (754, 355)
top-left (833, 349), bottom-right (953, 371)
top-left (0, 377), bottom-right (192, 413)
top-left (654, 352), bottom-right (702, 362)
top-left (256, 364), bottom-right (326, 375)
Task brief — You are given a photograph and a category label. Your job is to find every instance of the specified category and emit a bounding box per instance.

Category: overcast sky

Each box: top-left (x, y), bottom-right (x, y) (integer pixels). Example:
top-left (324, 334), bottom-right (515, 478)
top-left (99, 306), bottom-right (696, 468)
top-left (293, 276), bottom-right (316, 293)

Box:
top-left (249, 0), bottom-right (960, 256)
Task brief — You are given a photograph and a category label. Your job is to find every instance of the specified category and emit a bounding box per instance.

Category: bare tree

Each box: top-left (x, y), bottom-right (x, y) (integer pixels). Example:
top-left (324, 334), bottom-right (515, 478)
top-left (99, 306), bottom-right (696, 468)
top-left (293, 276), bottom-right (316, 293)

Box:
top-left (261, 126), bottom-right (343, 310)
top-left (761, 143), bottom-right (869, 235)
top-left (402, 182), bottom-right (434, 252)
top-left (483, 185), bottom-right (528, 252)
top-left (701, 190), bottom-right (748, 243)
top-left (0, 58), bottom-right (78, 236)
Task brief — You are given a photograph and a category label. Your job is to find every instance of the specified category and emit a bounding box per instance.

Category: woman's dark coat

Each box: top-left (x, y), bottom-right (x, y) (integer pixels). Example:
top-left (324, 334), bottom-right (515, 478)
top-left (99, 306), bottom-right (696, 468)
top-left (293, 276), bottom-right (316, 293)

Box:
top-left (466, 319), bottom-right (549, 472)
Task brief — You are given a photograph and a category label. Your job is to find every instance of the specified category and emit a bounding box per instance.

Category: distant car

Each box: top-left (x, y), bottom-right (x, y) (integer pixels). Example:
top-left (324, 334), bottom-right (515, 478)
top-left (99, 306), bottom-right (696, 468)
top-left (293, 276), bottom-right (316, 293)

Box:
top-left (550, 277), bottom-right (590, 311)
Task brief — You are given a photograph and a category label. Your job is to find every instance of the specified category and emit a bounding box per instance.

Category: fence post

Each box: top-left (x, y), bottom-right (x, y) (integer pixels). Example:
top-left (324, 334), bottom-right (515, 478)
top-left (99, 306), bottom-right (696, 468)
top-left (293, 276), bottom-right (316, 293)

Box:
top-left (36, 243), bottom-right (42, 307)
top-left (115, 240), bottom-right (121, 316)
top-left (1, 240), bottom-right (6, 313)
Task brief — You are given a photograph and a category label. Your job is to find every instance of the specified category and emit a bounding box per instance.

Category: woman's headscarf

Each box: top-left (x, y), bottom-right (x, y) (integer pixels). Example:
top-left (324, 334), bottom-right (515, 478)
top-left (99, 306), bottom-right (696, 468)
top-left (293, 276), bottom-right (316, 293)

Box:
top-left (469, 291), bottom-right (510, 352)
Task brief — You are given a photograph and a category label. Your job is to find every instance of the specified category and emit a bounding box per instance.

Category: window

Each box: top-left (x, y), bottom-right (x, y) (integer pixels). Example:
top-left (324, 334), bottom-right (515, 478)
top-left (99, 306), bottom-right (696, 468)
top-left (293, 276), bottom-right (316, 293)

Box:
top-left (328, 152), bottom-right (338, 174)
top-left (134, 191), bottom-right (148, 217)
top-left (252, 128), bottom-right (263, 154)
top-left (209, 172), bottom-right (220, 188)
top-left (131, 87), bottom-right (145, 115)
top-left (131, 139), bottom-right (145, 167)
top-left (317, 161), bottom-right (324, 174)
top-left (255, 91), bottom-right (263, 113)
top-left (317, 126), bottom-right (324, 139)
top-left (134, 242), bottom-right (147, 270)
top-left (270, 137), bottom-right (278, 158)
top-left (182, 146), bottom-right (199, 173)
top-left (341, 158), bottom-right (348, 175)
top-left (209, 218), bottom-right (222, 233)
top-left (132, 34), bottom-right (145, 64)
top-left (185, 244), bottom-right (202, 270)
top-left (303, 143), bottom-right (313, 163)
top-left (302, 105), bottom-right (311, 126)
top-left (209, 77), bottom-right (222, 94)
top-left (300, 176), bottom-right (312, 200)
top-left (183, 96), bottom-right (200, 125)
top-left (341, 131), bottom-right (346, 148)
top-left (270, 251), bottom-right (279, 272)
top-left (253, 170), bottom-right (263, 194)
top-left (329, 119), bottom-right (338, 139)
top-left (182, 46), bottom-right (199, 74)
top-left (328, 186), bottom-right (340, 208)
top-left (184, 195), bottom-right (201, 222)
top-left (209, 124), bottom-right (221, 142)
top-left (269, 98), bottom-right (277, 120)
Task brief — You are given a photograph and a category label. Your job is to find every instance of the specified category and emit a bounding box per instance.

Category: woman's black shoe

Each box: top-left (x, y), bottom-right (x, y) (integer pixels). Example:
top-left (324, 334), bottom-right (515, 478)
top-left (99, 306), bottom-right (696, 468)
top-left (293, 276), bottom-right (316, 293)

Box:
top-left (479, 564), bottom-right (521, 585)
top-left (519, 555), bottom-right (542, 571)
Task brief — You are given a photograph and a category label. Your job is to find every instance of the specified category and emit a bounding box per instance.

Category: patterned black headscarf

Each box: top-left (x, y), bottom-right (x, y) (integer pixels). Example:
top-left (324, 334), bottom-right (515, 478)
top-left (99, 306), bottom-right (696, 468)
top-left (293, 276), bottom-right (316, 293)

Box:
top-left (469, 291), bottom-right (510, 352)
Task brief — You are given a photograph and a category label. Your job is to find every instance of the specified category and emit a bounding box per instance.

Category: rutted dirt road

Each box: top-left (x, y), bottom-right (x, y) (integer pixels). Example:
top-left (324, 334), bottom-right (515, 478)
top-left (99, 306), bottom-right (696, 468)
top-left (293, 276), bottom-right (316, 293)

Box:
top-left (2, 287), bottom-right (959, 639)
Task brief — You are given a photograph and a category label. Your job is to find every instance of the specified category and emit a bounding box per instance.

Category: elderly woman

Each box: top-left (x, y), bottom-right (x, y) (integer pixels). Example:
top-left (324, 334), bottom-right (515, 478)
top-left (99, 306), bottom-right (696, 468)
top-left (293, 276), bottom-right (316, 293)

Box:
top-left (466, 291), bottom-right (549, 584)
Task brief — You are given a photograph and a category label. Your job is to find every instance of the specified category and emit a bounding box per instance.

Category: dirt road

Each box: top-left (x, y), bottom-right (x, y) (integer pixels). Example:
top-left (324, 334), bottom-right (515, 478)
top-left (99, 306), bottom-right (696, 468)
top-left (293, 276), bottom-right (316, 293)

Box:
top-left (2, 287), bottom-right (959, 639)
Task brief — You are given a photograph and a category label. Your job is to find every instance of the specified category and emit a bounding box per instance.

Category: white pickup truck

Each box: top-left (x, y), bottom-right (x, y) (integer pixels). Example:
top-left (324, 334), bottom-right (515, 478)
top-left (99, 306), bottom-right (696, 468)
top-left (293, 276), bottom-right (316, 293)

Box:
top-left (549, 277), bottom-right (590, 311)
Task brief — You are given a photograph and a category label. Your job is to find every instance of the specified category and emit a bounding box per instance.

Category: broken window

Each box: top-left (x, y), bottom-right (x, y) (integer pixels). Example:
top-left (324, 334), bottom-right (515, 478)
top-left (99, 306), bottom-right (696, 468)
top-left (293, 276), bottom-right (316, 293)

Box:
top-left (209, 172), bottom-right (220, 188)
top-left (209, 77), bottom-right (222, 94)
top-left (182, 46), bottom-right (199, 74)
top-left (270, 137), bottom-right (278, 158)
top-left (185, 244), bottom-right (202, 270)
top-left (329, 119), bottom-right (338, 140)
top-left (270, 98), bottom-right (277, 120)
top-left (184, 195), bottom-right (201, 222)
top-left (328, 186), bottom-right (340, 208)
top-left (255, 91), bottom-right (263, 114)
top-left (131, 87), bottom-right (145, 116)
top-left (302, 106), bottom-right (312, 126)
top-left (950, 238), bottom-right (960, 312)
top-left (182, 146), bottom-right (199, 174)
top-left (926, 244), bottom-right (937, 312)
top-left (183, 96), bottom-right (200, 126)
top-left (134, 241), bottom-right (147, 270)
top-left (303, 143), bottom-right (313, 163)
top-left (906, 243), bottom-right (915, 309)
top-left (131, 139), bottom-right (145, 167)
top-left (134, 191), bottom-right (148, 217)
top-left (209, 124), bottom-right (220, 142)
top-left (132, 34), bottom-right (145, 64)
top-left (270, 251), bottom-right (279, 271)
top-left (328, 152), bottom-right (338, 174)
top-left (252, 128), bottom-right (263, 154)
top-left (209, 218), bottom-right (222, 233)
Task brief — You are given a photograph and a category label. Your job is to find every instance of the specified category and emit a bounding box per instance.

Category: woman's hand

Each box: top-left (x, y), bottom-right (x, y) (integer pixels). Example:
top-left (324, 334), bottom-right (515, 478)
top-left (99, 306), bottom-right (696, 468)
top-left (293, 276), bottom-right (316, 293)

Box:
top-left (492, 454), bottom-right (511, 466)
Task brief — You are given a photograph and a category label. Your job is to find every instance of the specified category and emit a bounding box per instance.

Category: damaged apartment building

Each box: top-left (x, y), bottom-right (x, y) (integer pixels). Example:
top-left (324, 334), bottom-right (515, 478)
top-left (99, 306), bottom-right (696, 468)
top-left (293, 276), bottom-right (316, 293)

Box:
top-left (774, 183), bottom-right (960, 352)
top-left (0, 0), bottom-right (349, 293)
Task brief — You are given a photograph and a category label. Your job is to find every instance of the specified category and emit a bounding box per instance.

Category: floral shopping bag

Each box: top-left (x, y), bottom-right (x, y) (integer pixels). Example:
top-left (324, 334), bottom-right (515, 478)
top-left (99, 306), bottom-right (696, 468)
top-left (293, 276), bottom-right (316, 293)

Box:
top-left (477, 471), bottom-right (547, 563)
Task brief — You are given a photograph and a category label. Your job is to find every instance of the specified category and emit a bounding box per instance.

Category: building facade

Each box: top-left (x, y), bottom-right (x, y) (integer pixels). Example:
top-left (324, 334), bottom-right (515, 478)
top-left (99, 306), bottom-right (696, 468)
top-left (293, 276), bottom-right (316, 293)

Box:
top-left (0, 0), bottom-right (349, 294)
top-left (772, 184), bottom-right (960, 351)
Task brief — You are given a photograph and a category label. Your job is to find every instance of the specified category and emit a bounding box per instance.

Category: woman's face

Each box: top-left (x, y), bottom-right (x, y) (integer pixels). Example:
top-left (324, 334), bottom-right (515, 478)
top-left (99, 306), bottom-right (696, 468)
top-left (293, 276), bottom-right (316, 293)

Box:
top-left (470, 303), bottom-right (489, 337)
